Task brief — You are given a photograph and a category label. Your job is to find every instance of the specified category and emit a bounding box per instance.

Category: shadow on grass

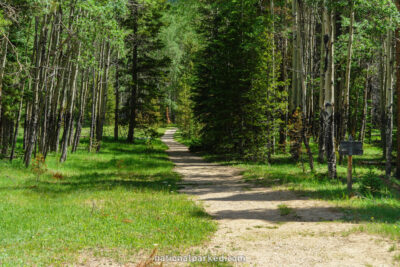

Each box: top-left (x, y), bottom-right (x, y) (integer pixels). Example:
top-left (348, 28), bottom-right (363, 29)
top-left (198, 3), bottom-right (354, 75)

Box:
top-left (24, 171), bottom-right (180, 195)
top-left (240, 163), bottom-right (400, 225)
top-left (0, 169), bottom-right (181, 195)
top-left (0, 137), bottom-right (180, 196)
top-left (190, 209), bottom-right (214, 220)
top-left (340, 203), bottom-right (400, 224)
top-left (66, 156), bottom-right (172, 172)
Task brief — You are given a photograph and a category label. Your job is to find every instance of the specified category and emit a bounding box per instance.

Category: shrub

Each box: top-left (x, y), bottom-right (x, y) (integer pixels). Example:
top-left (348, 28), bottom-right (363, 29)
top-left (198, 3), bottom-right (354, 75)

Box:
top-left (31, 153), bottom-right (47, 181)
top-left (188, 138), bottom-right (203, 152)
top-left (143, 127), bottom-right (159, 151)
top-left (359, 174), bottom-right (383, 196)
top-left (51, 172), bottom-right (64, 180)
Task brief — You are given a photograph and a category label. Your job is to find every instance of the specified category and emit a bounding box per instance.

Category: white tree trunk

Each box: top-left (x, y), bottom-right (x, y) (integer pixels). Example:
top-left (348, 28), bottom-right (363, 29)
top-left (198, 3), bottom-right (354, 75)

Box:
top-left (323, 4), bottom-right (337, 178)
top-left (385, 23), bottom-right (394, 178)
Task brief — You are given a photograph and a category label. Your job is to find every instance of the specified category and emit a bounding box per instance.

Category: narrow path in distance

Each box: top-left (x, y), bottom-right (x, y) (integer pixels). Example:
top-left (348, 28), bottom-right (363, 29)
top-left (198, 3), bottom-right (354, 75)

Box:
top-left (162, 128), bottom-right (397, 267)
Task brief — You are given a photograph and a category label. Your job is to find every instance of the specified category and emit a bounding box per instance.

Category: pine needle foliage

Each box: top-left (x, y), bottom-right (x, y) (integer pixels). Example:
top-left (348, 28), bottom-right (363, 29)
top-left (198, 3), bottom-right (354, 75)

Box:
top-left (192, 0), bottom-right (286, 161)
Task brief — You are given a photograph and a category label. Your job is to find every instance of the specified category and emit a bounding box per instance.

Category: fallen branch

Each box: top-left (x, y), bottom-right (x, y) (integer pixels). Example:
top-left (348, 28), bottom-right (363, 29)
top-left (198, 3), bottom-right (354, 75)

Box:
top-left (358, 161), bottom-right (395, 166)
top-left (136, 248), bottom-right (163, 267)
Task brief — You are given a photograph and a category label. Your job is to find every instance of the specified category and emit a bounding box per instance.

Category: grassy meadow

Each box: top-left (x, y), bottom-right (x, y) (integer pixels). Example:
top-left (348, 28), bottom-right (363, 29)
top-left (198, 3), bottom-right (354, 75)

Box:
top-left (0, 128), bottom-right (216, 266)
top-left (174, 130), bottom-right (400, 241)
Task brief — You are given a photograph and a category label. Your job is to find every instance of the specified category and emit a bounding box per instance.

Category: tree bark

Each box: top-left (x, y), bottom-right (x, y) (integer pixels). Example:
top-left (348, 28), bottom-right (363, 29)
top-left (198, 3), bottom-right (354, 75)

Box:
top-left (54, 67), bottom-right (70, 153)
top-left (60, 40), bottom-right (81, 162)
top-left (381, 39), bottom-right (387, 159)
top-left (0, 37), bottom-right (8, 129)
top-left (128, 4), bottom-right (139, 143)
top-left (318, 4), bottom-right (326, 163)
top-left (323, 4), bottom-right (337, 178)
top-left (395, 0), bottom-right (400, 179)
top-left (340, 1), bottom-right (354, 144)
top-left (385, 24), bottom-right (394, 178)
top-left (24, 15), bottom-right (47, 167)
top-left (289, 0), bottom-right (303, 161)
top-left (359, 68), bottom-right (370, 143)
top-left (114, 52), bottom-right (120, 141)
top-left (279, 0), bottom-right (289, 153)
top-left (10, 82), bottom-right (25, 161)
top-left (89, 67), bottom-right (98, 152)
top-left (72, 69), bottom-right (89, 153)
top-left (96, 42), bottom-right (111, 152)
top-left (95, 41), bottom-right (105, 145)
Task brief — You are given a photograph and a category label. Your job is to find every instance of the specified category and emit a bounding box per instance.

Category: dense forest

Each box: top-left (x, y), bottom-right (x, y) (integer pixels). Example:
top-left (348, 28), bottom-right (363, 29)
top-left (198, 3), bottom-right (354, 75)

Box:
top-left (1, 0), bottom-right (400, 180)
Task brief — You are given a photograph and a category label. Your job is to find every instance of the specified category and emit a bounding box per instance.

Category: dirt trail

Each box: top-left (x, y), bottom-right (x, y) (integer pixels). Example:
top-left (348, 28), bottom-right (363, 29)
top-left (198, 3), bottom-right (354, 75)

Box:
top-left (162, 128), bottom-right (398, 267)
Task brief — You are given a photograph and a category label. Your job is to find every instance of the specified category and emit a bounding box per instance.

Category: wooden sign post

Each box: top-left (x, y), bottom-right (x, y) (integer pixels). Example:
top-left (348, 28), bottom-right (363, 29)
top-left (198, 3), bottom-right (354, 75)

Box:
top-left (339, 135), bottom-right (363, 192)
top-left (347, 154), bottom-right (353, 192)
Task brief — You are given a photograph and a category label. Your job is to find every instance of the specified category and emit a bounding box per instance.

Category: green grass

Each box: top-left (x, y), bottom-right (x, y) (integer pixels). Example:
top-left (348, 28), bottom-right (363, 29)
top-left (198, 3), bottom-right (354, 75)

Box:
top-left (174, 129), bottom-right (400, 240)
top-left (277, 204), bottom-right (293, 216)
top-left (174, 130), bottom-right (200, 148)
top-left (0, 128), bottom-right (216, 266)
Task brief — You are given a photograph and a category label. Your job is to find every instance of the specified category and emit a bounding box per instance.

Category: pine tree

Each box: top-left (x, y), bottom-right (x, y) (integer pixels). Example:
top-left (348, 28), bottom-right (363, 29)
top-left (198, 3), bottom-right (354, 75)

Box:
top-left (193, 0), bottom-right (285, 161)
top-left (126, 0), bottom-right (170, 143)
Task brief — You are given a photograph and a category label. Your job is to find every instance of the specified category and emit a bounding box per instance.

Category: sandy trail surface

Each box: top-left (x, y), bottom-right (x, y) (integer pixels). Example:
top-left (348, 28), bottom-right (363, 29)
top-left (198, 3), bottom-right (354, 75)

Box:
top-left (161, 128), bottom-right (399, 267)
